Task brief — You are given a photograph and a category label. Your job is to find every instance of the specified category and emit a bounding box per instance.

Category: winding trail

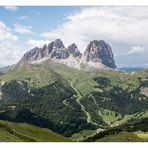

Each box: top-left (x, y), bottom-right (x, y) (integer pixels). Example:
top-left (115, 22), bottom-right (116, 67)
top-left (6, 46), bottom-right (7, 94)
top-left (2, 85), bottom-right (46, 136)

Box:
top-left (0, 87), bottom-right (2, 100)
top-left (0, 81), bottom-right (5, 100)
top-left (64, 78), bottom-right (97, 125)
top-left (63, 98), bottom-right (75, 110)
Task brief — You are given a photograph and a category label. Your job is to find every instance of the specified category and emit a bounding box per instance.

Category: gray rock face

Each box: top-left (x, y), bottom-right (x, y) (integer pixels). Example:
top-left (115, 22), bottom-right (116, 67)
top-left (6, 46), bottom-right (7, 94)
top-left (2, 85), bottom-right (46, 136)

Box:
top-left (24, 47), bottom-right (41, 61)
top-left (84, 40), bottom-right (117, 69)
top-left (17, 39), bottom-right (117, 70)
top-left (18, 39), bottom-right (69, 66)
top-left (67, 43), bottom-right (82, 58)
top-left (50, 39), bottom-right (69, 59)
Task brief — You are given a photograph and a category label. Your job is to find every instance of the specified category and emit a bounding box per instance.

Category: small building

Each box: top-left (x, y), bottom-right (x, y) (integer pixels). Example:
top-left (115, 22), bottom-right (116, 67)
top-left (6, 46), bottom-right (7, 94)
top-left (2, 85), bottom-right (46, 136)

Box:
top-left (96, 128), bottom-right (105, 133)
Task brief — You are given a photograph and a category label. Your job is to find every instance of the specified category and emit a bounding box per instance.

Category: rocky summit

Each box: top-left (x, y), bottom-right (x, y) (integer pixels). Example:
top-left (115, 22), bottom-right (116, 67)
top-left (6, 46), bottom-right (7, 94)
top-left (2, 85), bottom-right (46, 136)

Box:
top-left (17, 39), bottom-right (117, 70)
top-left (67, 43), bottom-right (82, 58)
top-left (84, 40), bottom-right (116, 69)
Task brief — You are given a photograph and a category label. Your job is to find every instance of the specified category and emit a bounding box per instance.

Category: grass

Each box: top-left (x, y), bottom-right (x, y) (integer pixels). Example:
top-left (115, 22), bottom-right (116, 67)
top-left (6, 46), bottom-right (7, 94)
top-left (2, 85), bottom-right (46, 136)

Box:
top-left (0, 120), bottom-right (71, 142)
top-left (0, 61), bottom-right (143, 97)
top-left (70, 130), bottom-right (97, 141)
top-left (98, 108), bottom-right (122, 125)
top-left (65, 77), bottom-right (94, 124)
top-left (96, 132), bottom-right (147, 142)
top-left (135, 132), bottom-right (148, 140)
top-left (0, 63), bottom-right (100, 96)
top-left (0, 64), bottom-right (55, 88)
top-left (111, 110), bottom-right (148, 126)
top-left (0, 128), bottom-right (21, 142)
top-left (53, 63), bottom-right (97, 96)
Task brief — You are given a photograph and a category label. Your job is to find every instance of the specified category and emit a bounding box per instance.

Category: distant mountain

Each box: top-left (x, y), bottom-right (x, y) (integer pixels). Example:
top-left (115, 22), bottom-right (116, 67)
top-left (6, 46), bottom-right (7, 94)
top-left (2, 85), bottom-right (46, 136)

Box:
top-left (16, 39), bottom-right (117, 71)
top-left (119, 67), bottom-right (144, 72)
top-left (67, 43), bottom-right (82, 58)
top-left (0, 65), bottom-right (16, 75)
top-left (83, 40), bottom-right (116, 69)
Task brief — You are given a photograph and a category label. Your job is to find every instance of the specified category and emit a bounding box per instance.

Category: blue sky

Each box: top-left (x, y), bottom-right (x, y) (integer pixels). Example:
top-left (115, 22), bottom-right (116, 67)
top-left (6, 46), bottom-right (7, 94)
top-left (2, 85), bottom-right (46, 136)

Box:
top-left (0, 6), bottom-right (79, 32)
top-left (0, 6), bottom-right (80, 51)
top-left (0, 6), bottom-right (148, 68)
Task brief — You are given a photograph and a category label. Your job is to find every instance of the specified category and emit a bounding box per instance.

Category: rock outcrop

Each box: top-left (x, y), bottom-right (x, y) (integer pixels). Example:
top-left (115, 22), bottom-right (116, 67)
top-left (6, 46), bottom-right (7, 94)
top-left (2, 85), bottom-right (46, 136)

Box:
top-left (67, 43), bottom-right (82, 58)
top-left (18, 39), bottom-right (69, 66)
top-left (84, 40), bottom-right (116, 69)
top-left (17, 39), bottom-right (117, 70)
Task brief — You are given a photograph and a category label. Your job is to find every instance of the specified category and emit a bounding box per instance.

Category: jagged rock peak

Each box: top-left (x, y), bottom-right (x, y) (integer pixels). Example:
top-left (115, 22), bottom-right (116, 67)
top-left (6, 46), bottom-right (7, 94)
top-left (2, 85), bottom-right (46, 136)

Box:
top-left (18, 39), bottom-right (68, 65)
top-left (23, 47), bottom-right (41, 61)
top-left (67, 43), bottom-right (77, 54)
top-left (48, 39), bottom-right (69, 59)
top-left (67, 43), bottom-right (82, 58)
top-left (52, 39), bottom-right (65, 49)
top-left (17, 39), bottom-right (117, 70)
top-left (84, 40), bottom-right (117, 69)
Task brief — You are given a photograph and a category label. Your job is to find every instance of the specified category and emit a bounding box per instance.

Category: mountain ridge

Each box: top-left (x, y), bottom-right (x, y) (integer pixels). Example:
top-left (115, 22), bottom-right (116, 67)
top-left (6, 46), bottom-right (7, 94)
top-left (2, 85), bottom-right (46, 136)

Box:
top-left (17, 39), bottom-right (117, 71)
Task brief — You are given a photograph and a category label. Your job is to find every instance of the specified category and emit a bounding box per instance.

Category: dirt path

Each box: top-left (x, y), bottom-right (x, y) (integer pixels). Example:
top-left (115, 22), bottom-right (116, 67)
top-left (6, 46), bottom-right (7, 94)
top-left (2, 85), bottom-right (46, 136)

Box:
top-left (0, 81), bottom-right (5, 100)
top-left (63, 98), bottom-right (75, 109)
top-left (64, 78), bottom-right (97, 125)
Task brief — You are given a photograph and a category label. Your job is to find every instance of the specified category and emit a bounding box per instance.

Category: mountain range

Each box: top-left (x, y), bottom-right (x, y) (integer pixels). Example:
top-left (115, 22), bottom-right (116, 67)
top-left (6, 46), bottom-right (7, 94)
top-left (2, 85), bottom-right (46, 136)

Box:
top-left (0, 39), bottom-right (117, 74)
top-left (0, 39), bottom-right (147, 141)
top-left (18, 39), bottom-right (116, 70)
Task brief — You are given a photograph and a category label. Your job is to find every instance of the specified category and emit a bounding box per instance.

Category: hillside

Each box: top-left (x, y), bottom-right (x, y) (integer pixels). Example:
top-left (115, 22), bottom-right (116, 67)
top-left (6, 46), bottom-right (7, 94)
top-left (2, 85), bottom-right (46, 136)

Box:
top-left (0, 120), bottom-right (70, 142)
top-left (83, 117), bottom-right (148, 142)
top-left (0, 60), bottom-right (148, 139)
top-left (96, 132), bottom-right (148, 142)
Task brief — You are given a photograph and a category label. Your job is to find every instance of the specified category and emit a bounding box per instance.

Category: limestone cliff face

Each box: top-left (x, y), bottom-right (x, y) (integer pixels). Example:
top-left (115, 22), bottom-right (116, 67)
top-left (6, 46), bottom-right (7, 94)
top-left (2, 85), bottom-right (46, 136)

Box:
top-left (67, 43), bottom-right (82, 58)
top-left (17, 39), bottom-right (69, 66)
top-left (84, 40), bottom-right (116, 69)
top-left (17, 39), bottom-right (117, 70)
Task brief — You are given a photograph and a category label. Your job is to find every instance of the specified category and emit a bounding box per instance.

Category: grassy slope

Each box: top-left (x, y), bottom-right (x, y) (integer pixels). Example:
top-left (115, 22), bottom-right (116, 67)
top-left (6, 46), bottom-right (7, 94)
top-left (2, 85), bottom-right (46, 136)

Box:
top-left (0, 63), bottom-right (88, 137)
top-left (65, 78), bottom-right (94, 124)
top-left (136, 132), bottom-right (148, 140)
top-left (98, 108), bottom-right (122, 125)
top-left (0, 128), bottom-right (21, 142)
top-left (53, 65), bottom-right (148, 141)
top-left (96, 132), bottom-right (147, 142)
top-left (0, 120), bottom-right (71, 142)
top-left (0, 62), bottom-right (148, 136)
top-left (1, 62), bottom-right (147, 96)
top-left (70, 130), bottom-right (97, 141)
top-left (0, 62), bottom-right (146, 99)
top-left (0, 64), bottom-right (55, 88)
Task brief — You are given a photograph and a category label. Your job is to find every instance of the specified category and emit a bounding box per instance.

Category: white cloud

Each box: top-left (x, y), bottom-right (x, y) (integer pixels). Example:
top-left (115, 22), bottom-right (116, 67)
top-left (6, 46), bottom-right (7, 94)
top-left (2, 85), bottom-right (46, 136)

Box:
top-left (41, 7), bottom-right (148, 53)
top-left (0, 21), bottom-right (21, 66)
top-left (14, 23), bottom-right (33, 34)
top-left (128, 46), bottom-right (145, 55)
top-left (0, 42), bottom-right (24, 66)
top-left (4, 6), bottom-right (18, 11)
top-left (27, 39), bottom-right (49, 48)
top-left (0, 21), bottom-right (18, 41)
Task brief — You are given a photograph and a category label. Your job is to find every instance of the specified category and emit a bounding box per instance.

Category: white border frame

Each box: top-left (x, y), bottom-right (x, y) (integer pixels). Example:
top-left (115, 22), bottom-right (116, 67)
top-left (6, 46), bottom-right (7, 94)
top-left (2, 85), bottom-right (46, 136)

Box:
top-left (0, 0), bottom-right (148, 6)
top-left (0, 0), bottom-right (148, 148)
